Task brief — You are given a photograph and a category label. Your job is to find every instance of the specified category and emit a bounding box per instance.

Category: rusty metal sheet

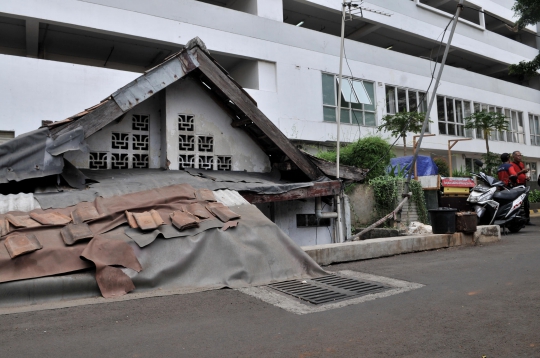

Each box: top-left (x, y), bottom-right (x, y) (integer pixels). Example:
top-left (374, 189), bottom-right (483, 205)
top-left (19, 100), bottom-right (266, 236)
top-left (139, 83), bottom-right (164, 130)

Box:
top-left (112, 76), bottom-right (155, 112)
top-left (60, 223), bottom-right (94, 246)
top-left (5, 214), bottom-right (41, 228)
top-left (170, 211), bottom-right (200, 230)
top-left (206, 203), bottom-right (241, 222)
top-left (185, 203), bottom-right (212, 219)
top-left (4, 234), bottom-right (42, 259)
top-left (221, 221), bottom-right (238, 231)
top-left (144, 57), bottom-right (185, 92)
top-left (71, 206), bottom-right (100, 224)
top-left (81, 235), bottom-right (142, 298)
top-left (196, 189), bottom-right (216, 202)
top-left (112, 54), bottom-right (190, 112)
top-left (29, 212), bottom-right (72, 226)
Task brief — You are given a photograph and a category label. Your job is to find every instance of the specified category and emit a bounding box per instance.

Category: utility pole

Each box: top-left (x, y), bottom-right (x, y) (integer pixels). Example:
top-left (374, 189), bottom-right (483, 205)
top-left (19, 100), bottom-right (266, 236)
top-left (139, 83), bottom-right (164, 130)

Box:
top-left (405, 0), bottom-right (464, 189)
top-left (335, 1), bottom-right (391, 242)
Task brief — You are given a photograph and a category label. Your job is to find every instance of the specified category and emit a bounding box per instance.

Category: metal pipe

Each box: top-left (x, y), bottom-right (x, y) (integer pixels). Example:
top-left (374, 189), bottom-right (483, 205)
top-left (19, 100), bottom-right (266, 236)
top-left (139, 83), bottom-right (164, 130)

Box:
top-left (315, 197), bottom-right (338, 219)
top-left (333, 3), bottom-right (348, 243)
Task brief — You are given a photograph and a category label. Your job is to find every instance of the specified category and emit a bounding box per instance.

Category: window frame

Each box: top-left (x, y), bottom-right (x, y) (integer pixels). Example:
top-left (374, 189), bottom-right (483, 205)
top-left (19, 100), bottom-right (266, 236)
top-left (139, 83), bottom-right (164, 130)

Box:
top-left (436, 95), bottom-right (469, 137)
top-left (321, 72), bottom-right (376, 127)
top-left (472, 102), bottom-right (524, 144)
top-left (529, 114), bottom-right (540, 146)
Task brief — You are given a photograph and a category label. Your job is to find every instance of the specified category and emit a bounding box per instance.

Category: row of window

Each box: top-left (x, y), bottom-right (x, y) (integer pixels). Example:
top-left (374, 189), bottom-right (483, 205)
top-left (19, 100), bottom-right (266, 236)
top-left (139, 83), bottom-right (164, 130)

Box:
top-left (321, 73), bottom-right (539, 146)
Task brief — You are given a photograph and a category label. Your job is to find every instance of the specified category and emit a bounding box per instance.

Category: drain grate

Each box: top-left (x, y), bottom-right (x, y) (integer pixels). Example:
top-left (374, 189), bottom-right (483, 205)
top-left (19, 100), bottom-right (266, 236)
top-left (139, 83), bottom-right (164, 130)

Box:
top-left (267, 274), bottom-right (389, 305)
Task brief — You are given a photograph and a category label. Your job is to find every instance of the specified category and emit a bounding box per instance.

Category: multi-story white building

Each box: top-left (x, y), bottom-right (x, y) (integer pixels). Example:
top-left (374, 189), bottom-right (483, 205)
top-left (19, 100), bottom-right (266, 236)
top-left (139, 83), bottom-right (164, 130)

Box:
top-left (1, 0), bottom-right (539, 178)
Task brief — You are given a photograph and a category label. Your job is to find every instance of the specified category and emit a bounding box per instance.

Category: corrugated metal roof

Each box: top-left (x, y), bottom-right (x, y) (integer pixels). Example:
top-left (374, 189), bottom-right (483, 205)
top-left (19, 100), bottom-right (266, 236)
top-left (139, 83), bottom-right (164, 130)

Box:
top-left (213, 190), bottom-right (249, 207)
top-left (0, 193), bottom-right (41, 214)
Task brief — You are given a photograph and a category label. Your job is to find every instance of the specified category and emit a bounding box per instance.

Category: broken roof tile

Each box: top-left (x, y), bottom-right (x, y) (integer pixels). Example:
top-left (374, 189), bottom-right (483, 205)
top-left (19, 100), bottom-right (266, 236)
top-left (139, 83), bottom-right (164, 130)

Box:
top-left (125, 211), bottom-right (138, 229)
top-left (71, 206), bottom-right (100, 224)
top-left (0, 218), bottom-right (10, 237)
top-left (196, 189), bottom-right (216, 202)
top-left (221, 221), bottom-right (238, 231)
top-left (4, 234), bottom-right (43, 259)
top-left (184, 203), bottom-right (212, 219)
top-left (132, 210), bottom-right (164, 231)
top-left (60, 223), bottom-right (94, 246)
top-left (5, 214), bottom-right (41, 228)
top-left (29, 212), bottom-right (72, 225)
top-left (206, 202), bottom-right (241, 223)
top-left (170, 210), bottom-right (200, 230)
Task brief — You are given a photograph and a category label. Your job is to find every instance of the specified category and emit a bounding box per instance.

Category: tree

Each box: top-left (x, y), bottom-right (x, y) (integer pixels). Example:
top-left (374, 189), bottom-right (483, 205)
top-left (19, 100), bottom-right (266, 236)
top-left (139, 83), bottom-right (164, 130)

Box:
top-left (508, 0), bottom-right (540, 77)
top-left (464, 111), bottom-right (508, 154)
top-left (377, 111), bottom-right (427, 157)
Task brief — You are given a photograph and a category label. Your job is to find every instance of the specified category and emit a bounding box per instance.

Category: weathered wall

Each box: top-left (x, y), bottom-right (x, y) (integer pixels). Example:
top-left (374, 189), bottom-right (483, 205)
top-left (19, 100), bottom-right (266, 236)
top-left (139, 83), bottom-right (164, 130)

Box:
top-left (164, 77), bottom-right (271, 172)
top-left (65, 96), bottom-right (161, 169)
top-left (348, 184), bottom-right (419, 229)
top-left (256, 199), bottom-right (335, 246)
top-left (348, 185), bottom-right (377, 227)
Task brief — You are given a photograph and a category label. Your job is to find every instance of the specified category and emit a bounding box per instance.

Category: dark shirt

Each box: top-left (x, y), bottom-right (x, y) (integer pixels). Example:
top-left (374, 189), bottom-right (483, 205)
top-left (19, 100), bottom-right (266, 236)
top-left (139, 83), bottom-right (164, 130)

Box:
top-left (511, 161), bottom-right (527, 184)
top-left (497, 163), bottom-right (517, 186)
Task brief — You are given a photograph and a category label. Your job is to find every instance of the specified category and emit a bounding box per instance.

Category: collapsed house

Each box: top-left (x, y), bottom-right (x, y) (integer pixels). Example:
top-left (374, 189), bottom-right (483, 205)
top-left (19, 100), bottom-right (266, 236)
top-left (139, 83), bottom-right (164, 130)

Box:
top-left (0, 37), bottom-right (366, 306)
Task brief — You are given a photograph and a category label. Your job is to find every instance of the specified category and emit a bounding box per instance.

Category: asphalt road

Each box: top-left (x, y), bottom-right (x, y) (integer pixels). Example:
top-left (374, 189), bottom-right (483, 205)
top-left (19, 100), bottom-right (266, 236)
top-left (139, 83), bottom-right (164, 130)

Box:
top-left (1, 221), bottom-right (540, 358)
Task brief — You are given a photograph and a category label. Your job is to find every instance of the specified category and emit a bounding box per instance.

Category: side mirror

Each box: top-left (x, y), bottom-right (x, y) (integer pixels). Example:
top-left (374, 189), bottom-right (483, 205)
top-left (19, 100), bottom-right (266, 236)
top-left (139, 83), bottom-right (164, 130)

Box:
top-left (474, 159), bottom-right (484, 168)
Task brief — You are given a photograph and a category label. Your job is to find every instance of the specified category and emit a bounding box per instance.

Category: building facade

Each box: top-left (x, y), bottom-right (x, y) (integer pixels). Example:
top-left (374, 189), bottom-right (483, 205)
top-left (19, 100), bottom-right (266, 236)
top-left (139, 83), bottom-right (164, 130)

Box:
top-left (1, 0), bottom-right (539, 179)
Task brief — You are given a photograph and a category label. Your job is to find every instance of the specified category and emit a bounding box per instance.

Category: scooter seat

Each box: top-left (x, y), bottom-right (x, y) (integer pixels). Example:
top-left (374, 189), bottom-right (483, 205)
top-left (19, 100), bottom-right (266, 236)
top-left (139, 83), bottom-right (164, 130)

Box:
top-left (493, 187), bottom-right (527, 203)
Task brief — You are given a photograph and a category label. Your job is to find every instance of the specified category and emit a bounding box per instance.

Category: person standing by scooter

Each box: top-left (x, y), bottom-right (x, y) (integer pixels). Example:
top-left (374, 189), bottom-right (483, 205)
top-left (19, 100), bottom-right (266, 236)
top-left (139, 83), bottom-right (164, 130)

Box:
top-left (511, 151), bottom-right (529, 185)
top-left (497, 153), bottom-right (517, 187)
top-left (511, 151), bottom-right (530, 222)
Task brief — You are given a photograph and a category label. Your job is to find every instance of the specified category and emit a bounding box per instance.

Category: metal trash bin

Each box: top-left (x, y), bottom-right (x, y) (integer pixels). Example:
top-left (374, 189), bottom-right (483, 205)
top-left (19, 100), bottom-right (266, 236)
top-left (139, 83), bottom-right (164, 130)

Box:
top-left (455, 212), bottom-right (477, 233)
top-left (429, 208), bottom-right (457, 234)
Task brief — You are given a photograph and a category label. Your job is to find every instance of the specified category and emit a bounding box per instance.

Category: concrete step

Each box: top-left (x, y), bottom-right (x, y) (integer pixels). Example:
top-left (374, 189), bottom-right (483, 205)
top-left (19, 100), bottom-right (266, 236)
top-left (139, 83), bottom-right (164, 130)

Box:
top-left (302, 225), bottom-right (500, 266)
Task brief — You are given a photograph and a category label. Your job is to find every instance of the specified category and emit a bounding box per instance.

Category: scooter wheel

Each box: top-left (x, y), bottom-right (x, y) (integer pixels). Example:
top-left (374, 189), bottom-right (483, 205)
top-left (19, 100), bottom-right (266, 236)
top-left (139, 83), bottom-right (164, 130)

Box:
top-left (507, 223), bottom-right (523, 233)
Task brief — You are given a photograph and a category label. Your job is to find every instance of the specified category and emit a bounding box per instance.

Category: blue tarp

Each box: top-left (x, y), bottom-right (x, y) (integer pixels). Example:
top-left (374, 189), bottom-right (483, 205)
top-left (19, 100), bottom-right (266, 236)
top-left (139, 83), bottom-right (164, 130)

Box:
top-left (387, 155), bottom-right (439, 178)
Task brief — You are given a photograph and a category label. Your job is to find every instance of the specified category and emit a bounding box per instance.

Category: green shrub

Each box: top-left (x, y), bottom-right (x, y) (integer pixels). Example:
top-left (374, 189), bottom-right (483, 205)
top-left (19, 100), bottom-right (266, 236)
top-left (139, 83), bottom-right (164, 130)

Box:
top-left (529, 189), bottom-right (540, 203)
top-left (316, 136), bottom-right (394, 181)
top-left (452, 167), bottom-right (471, 178)
top-left (433, 158), bottom-right (449, 177)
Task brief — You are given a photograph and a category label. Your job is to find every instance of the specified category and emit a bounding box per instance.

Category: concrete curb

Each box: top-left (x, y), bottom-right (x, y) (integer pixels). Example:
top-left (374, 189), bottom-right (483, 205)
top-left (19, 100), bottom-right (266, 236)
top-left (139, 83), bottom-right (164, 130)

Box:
top-left (302, 225), bottom-right (500, 266)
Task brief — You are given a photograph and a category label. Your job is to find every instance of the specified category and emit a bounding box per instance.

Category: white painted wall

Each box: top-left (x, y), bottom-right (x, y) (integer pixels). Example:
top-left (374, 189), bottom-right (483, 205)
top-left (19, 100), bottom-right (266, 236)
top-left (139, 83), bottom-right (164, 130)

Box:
top-left (164, 77), bottom-right (271, 172)
top-left (273, 199), bottom-right (334, 246)
top-left (64, 96), bottom-right (162, 168)
top-left (0, 55), bottom-right (137, 135)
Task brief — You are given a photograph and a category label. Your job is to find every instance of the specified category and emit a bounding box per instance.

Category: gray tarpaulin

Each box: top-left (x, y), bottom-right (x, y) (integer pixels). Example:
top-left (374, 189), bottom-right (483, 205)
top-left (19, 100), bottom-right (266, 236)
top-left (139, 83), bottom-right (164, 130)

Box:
top-left (0, 127), bottom-right (87, 183)
top-left (34, 169), bottom-right (314, 209)
top-left (0, 204), bottom-right (325, 308)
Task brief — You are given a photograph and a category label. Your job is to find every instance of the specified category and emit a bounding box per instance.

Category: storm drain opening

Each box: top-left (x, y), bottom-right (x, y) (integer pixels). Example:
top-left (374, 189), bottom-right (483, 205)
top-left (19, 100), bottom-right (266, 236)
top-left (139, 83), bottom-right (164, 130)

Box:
top-left (267, 274), bottom-right (389, 305)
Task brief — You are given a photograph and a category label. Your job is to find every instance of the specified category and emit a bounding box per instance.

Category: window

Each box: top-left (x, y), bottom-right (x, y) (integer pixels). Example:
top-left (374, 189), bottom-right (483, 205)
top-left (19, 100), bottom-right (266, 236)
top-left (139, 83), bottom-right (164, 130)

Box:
top-left (385, 86), bottom-right (427, 115)
top-left (465, 158), bottom-right (481, 174)
top-left (322, 73), bottom-right (376, 126)
top-left (473, 103), bottom-right (524, 143)
top-left (529, 114), bottom-right (540, 146)
top-left (437, 96), bottom-right (470, 137)
top-left (525, 162), bottom-right (538, 181)
top-left (296, 214), bottom-right (330, 227)
top-left (505, 109), bottom-right (525, 144)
